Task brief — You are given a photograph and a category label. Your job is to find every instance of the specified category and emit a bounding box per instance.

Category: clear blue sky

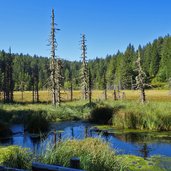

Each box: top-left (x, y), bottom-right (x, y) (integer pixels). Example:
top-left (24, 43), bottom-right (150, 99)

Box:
top-left (0, 0), bottom-right (171, 61)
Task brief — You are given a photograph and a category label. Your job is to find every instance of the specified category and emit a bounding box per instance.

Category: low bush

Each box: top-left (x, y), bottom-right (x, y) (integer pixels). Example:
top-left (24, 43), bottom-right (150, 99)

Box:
top-left (27, 111), bottom-right (50, 133)
top-left (90, 106), bottom-right (113, 124)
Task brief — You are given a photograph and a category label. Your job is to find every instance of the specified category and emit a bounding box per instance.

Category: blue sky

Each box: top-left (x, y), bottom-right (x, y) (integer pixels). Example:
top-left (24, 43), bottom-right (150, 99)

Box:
top-left (0, 0), bottom-right (171, 61)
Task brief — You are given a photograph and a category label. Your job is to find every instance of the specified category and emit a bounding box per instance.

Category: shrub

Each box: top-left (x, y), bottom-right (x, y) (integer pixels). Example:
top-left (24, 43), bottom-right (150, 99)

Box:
top-left (90, 106), bottom-right (113, 124)
top-left (27, 111), bottom-right (50, 133)
top-left (41, 138), bottom-right (126, 171)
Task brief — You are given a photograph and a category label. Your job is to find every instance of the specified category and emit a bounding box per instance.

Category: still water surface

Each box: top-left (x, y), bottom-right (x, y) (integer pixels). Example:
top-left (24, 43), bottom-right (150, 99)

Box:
top-left (1, 121), bottom-right (171, 158)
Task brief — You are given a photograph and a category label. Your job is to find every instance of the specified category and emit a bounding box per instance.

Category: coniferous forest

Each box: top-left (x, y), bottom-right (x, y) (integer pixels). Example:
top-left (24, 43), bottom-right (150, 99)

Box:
top-left (0, 35), bottom-right (171, 93)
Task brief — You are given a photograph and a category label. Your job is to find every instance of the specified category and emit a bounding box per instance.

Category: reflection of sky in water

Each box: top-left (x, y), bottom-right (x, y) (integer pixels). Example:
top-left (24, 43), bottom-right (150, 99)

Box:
top-left (0, 121), bottom-right (171, 157)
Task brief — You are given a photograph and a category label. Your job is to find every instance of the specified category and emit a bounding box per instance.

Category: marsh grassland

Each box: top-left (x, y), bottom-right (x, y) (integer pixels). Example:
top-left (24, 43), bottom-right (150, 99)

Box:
top-left (0, 90), bottom-right (171, 170)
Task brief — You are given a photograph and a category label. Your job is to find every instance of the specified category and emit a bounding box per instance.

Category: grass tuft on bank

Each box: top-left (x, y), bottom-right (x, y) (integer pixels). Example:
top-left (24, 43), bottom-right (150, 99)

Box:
top-left (40, 138), bottom-right (126, 171)
top-left (0, 146), bottom-right (32, 169)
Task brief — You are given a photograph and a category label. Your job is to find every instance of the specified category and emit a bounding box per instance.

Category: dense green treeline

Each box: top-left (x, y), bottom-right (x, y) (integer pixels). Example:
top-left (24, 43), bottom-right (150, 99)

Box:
top-left (0, 35), bottom-right (171, 91)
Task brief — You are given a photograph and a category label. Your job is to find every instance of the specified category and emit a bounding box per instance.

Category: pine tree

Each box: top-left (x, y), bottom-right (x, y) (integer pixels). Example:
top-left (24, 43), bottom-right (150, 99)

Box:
top-left (2, 47), bottom-right (14, 103)
top-left (8, 47), bottom-right (14, 102)
top-left (80, 34), bottom-right (88, 100)
top-left (121, 44), bottom-right (135, 89)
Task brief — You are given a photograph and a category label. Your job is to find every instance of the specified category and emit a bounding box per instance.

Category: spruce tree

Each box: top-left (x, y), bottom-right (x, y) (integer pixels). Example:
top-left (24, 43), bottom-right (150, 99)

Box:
top-left (2, 47), bottom-right (14, 103)
top-left (121, 44), bottom-right (135, 89)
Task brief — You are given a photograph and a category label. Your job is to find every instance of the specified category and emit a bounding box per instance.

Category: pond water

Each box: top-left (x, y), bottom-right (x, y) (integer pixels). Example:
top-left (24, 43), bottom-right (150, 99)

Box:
top-left (1, 121), bottom-right (171, 158)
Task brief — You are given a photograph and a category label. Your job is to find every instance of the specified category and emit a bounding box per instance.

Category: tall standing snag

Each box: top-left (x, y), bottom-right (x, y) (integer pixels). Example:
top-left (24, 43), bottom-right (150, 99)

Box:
top-left (103, 73), bottom-right (107, 100)
top-left (135, 51), bottom-right (147, 103)
top-left (88, 68), bottom-right (92, 104)
top-left (49, 9), bottom-right (62, 105)
top-left (80, 34), bottom-right (88, 100)
top-left (31, 61), bottom-right (39, 103)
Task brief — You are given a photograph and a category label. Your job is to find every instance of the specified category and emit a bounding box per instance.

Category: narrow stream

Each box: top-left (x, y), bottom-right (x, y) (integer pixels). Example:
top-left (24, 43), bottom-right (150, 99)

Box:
top-left (1, 121), bottom-right (171, 158)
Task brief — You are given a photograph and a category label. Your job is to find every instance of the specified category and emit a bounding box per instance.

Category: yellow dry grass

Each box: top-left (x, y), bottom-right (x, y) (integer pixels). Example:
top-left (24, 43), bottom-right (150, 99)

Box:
top-left (13, 90), bottom-right (171, 102)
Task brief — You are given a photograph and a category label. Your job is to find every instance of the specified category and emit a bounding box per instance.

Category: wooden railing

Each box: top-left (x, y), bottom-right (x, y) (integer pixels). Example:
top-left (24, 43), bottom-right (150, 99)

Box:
top-left (0, 158), bottom-right (84, 171)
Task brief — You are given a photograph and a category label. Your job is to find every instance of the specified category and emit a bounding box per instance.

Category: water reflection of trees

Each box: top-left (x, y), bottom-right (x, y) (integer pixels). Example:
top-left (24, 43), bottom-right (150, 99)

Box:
top-left (139, 143), bottom-right (151, 159)
top-left (30, 134), bottom-right (48, 154)
top-left (110, 133), bottom-right (152, 158)
top-left (0, 136), bottom-right (13, 145)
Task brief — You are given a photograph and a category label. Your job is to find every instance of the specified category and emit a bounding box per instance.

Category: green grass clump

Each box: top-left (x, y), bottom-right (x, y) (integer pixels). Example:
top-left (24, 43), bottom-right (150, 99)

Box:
top-left (111, 101), bottom-right (171, 131)
top-left (0, 101), bottom-right (92, 124)
top-left (41, 138), bottom-right (126, 171)
top-left (0, 146), bottom-right (32, 169)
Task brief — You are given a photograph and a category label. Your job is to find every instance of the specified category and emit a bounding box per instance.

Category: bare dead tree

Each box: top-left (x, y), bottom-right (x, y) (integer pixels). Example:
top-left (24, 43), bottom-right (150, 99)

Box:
top-left (168, 77), bottom-right (171, 95)
top-left (88, 68), bottom-right (92, 104)
top-left (50, 9), bottom-right (57, 105)
top-left (49, 9), bottom-right (61, 106)
top-left (9, 47), bottom-right (14, 102)
top-left (135, 51), bottom-right (148, 104)
top-left (80, 34), bottom-right (88, 100)
top-left (32, 62), bottom-right (39, 103)
top-left (56, 59), bottom-right (63, 106)
top-left (103, 73), bottom-right (107, 100)
top-left (70, 70), bottom-right (73, 101)
top-left (113, 84), bottom-right (117, 100)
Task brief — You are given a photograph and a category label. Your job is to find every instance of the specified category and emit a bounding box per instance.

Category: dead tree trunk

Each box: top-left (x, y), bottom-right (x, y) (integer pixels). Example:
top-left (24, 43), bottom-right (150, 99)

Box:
top-left (70, 77), bottom-right (73, 101)
top-left (168, 77), bottom-right (171, 95)
top-left (103, 74), bottom-right (107, 100)
top-left (56, 59), bottom-right (63, 106)
top-left (80, 34), bottom-right (88, 100)
top-left (9, 47), bottom-right (14, 102)
top-left (88, 68), bottom-right (92, 104)
top-left (32, 77), bottom-right (35, 103)
top-left (50, 9), bottom-right (57, 105)
top-left (135, 50), bottom-right (147, 104)
top-left (113, 85), bottom-right (117, 100)
top-left (49, 9), bottom-right (62, 106)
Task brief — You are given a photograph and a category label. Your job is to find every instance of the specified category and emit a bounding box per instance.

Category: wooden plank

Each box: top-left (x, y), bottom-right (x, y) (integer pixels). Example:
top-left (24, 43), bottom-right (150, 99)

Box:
top-left (0, 166), bottom-right (26, 171)
top-left (70, 157), bottom-right (80, 169)
top-left (32, 162), bottom-right (84, 171)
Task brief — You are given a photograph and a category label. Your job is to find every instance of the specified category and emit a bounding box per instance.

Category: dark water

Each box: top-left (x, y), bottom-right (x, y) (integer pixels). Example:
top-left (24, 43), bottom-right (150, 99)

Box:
top-left (1, 121), bottom-right (171, 158)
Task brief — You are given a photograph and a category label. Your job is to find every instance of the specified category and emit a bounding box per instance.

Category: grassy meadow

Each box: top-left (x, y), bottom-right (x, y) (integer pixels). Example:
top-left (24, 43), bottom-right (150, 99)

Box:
top-left (0, 89), bottom-right (171, 131)
top-left (12, 89), bottom-right (171, 103)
